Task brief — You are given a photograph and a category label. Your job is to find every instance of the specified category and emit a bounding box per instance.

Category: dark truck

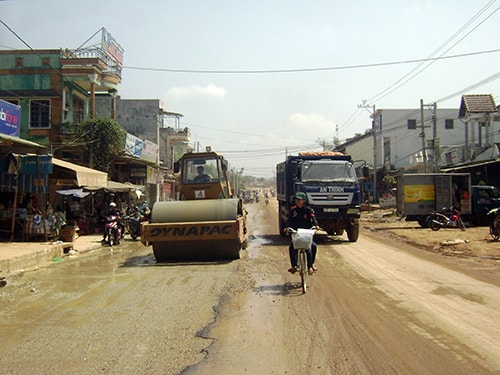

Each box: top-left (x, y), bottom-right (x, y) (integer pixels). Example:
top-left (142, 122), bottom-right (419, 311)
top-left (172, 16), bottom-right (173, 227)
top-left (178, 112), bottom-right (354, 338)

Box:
top-left (276, 151), bottom-right (361, 241)
top-left (396, 173), bottom-right (500, 226)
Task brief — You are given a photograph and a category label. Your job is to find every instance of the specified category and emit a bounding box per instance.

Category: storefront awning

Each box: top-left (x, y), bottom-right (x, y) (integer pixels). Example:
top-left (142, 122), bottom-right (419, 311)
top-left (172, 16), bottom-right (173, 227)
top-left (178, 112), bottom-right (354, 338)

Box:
top-left (0, 133), bottom-right (47, 154)
top-left (55, 188), bottom-right (90, 198)
top-left (83, 180), bottom-right (144, 194)
top-left (52, 158), bottom-right (108, 188)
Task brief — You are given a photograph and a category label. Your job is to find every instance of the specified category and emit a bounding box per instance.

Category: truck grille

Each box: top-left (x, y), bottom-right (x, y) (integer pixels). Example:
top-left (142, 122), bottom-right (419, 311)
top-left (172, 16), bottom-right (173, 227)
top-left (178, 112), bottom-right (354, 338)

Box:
top-left (308, 192), bottom-right (353, 206)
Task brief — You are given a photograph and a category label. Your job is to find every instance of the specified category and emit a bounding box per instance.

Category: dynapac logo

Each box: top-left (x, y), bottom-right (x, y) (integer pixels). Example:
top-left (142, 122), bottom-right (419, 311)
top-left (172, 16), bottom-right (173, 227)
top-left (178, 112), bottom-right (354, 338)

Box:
top-left (149, 225), bottom-right (232, 237)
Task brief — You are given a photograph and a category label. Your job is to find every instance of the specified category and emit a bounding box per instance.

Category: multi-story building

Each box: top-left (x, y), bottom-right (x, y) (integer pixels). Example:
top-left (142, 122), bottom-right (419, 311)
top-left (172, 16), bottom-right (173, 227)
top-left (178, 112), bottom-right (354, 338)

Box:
top-left (336, 95), bottom-right (499, 198)
top-left (0, 34), bottom-right (192, 202)
top-left (339, 96), bottom-right (499, 173)
top-left (0, 46), bottom-right (121, 162)
top-left (95, 96), bottom-right (191, 170)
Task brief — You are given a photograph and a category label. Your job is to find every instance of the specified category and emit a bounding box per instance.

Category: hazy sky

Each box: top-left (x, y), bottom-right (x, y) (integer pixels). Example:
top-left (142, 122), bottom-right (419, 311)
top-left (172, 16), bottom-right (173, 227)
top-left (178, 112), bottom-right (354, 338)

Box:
top-left (1, 0), bottom-right (499, 177)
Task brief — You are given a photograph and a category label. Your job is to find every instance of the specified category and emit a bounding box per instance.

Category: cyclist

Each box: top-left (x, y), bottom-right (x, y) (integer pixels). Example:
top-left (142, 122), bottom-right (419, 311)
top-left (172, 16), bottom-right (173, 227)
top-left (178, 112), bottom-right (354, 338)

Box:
top-left (285, 192), bottom-right (319, 275)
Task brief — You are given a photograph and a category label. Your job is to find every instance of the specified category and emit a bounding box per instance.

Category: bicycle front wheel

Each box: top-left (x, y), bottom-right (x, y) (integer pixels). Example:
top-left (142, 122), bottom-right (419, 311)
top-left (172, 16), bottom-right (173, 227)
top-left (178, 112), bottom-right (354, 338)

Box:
top-left (298, 250), bottom-right (307, 293)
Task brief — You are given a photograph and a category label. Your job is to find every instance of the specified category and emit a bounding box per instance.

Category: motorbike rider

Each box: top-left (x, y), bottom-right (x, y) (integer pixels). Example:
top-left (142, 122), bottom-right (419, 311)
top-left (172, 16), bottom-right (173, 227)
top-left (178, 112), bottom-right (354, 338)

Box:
top-left (102, 202), bottom-right (124, 242)
top-left (284, 192), bottom-right (319, 275)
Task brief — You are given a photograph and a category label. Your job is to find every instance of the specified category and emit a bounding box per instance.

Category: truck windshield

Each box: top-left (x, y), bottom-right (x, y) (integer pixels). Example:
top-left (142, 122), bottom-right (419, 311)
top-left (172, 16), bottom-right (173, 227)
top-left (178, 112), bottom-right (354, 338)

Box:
top-left (301, 161), bottom-right (357, 182)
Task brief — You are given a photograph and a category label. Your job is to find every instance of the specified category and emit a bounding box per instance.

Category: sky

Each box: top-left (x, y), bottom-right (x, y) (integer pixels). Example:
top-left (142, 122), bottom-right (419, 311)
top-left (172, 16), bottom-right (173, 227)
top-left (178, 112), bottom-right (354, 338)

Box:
top-left (1, 0), bottom-right (499, 177)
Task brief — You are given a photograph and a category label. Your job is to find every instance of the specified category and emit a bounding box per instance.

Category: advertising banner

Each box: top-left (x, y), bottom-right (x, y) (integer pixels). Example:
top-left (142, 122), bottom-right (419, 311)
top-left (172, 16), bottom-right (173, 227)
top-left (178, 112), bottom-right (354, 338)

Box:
top-left (141, 140), bottom-right (158, 163)
top-left (0, 99), bottom-right (21, 137)
top-left (125, 133), bottom-right (144, 158)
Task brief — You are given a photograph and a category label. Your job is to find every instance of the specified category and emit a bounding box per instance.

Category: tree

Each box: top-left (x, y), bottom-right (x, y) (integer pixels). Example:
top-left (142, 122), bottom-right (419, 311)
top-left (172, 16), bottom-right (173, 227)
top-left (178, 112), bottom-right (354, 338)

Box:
top-left (71, 117), bottom-right (126, 173)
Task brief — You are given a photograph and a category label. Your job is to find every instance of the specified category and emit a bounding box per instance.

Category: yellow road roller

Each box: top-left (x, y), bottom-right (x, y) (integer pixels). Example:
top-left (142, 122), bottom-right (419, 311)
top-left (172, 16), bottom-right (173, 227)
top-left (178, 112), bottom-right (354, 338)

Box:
top-left (141, 151), bottom-right (248, 261)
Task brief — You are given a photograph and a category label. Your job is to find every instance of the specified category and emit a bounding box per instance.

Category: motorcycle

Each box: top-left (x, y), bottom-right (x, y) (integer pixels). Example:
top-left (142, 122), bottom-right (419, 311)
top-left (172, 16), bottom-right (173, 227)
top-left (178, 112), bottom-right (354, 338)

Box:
top-left (124, 204), bottom-right (151, 240)
top-left (104, 215), bottom-right (123, 246)
top-left (427, 206), bottom-right (466, 231)
top-left (487, 207), bottom-right (500, 241)
top-left (124, 207), bottom-right (143, 240)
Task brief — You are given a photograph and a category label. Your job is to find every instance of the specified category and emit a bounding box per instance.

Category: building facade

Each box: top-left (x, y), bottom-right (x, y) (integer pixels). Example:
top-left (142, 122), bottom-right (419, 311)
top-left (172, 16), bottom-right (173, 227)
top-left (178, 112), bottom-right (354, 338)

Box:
top-left (340, 104), bottom-right (499, 173)
top-left (0, 47), bottom-right (121, 162)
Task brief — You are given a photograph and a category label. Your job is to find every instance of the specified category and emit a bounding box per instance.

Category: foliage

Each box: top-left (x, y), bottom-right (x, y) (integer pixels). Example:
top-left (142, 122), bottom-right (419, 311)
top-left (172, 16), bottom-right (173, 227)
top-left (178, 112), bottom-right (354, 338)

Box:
top-left (71, 117), bottom-right (126, 173)
top-left (382, 174), bottom-right (397, 190)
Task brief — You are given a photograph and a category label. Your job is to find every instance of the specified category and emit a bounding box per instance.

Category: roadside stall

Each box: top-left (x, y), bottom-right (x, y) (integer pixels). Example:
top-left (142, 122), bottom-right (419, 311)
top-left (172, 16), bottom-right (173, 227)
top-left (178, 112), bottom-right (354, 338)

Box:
top-left (0, 153), bottom-right (53, 241)
top-left (83, 181), bottom-right (145, 234)
top-left (49, 158), bottom-right (108, 236)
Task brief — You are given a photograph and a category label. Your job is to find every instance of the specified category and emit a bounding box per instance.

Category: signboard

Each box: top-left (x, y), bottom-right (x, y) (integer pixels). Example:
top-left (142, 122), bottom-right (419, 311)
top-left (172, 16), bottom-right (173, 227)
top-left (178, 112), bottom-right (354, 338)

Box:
top-left (141, 140), bottom-right (158, 163)
top-left (403, 184), bottom-right (435, 203)
top-left (125, 133), bottom-right (144, 158)
top-left (101, 28), bottom-right (124, 65)
top-left (0, 99), bottom-right (21, 137)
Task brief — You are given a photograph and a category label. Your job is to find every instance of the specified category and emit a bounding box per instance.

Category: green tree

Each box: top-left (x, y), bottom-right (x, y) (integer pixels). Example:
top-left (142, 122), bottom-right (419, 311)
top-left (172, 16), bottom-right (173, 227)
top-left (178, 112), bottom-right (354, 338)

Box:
top-left (72, 117), bottom-right (126, 173)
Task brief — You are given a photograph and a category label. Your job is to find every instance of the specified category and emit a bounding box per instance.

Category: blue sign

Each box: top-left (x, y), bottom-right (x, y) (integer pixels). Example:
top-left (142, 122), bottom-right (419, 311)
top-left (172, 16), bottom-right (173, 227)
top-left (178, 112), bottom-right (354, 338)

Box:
top-left (365, 182), bottom-right (374, 192)
top-left (0, 99), bottom-right (21, 137)
top-left (125, 133), bottom-right (144, 158)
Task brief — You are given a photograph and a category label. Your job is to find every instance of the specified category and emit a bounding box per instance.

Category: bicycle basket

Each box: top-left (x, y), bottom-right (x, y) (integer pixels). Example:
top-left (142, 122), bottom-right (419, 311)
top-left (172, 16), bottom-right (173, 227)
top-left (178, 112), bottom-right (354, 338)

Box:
top-left (291, 228), bottom-right (315, 249)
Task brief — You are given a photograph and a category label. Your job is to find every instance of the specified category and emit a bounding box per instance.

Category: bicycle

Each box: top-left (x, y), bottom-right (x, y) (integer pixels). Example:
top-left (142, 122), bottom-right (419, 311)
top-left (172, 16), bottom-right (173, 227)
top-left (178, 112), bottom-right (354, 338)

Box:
top-left (286, 227), bottom-right (317, 293)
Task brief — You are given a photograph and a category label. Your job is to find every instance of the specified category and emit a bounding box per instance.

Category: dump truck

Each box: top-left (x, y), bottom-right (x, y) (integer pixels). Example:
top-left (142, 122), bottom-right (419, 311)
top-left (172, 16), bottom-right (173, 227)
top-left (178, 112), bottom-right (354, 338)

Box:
top-left (141, 151), bottom-right (248, 261)
top-left (276, 151), bottom-right (361, 241)
top-left (396, 173), bottom-right (500, 226)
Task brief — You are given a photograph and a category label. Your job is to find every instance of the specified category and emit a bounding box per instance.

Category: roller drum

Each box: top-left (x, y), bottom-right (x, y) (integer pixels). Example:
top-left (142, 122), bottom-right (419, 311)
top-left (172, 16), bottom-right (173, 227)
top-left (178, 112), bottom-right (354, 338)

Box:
top-left (151, 198), bottom-right (240, 223)
top-left (149, 198), bottom-right (245, 261)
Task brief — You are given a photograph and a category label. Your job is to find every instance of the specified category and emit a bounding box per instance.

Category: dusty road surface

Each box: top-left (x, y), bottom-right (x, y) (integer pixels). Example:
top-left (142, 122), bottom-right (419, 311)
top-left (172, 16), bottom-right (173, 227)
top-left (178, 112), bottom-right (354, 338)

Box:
top-left (0, 199), bottom-right (499, 374)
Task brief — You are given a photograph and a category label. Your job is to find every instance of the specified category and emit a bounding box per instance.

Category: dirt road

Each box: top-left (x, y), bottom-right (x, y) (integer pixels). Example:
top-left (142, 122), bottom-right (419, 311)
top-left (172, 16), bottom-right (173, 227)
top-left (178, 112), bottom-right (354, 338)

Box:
top-left (189, 201), bottom-right (499, 374)
top-left (0, 200), bottom-right (498, 374)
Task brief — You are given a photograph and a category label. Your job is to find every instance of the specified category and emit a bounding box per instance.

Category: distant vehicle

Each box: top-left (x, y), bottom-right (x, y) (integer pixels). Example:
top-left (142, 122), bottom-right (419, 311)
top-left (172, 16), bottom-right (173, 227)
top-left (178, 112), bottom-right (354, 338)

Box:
top-left (396, 173), bottom-right (500, 226)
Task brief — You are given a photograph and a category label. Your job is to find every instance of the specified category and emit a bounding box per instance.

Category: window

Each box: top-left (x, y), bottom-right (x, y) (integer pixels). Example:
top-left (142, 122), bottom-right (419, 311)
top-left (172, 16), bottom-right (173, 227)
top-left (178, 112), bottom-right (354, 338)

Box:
top-left (73, 96), bottom-right (84, 123)
top-left (407, 119), bottom-right (417, 129)
top-left (30, 99), bottom-right (50, 128)
top-left (184, 158), bottom-right (219, 184)
top-left (445, 119), bottom-right (454, 129)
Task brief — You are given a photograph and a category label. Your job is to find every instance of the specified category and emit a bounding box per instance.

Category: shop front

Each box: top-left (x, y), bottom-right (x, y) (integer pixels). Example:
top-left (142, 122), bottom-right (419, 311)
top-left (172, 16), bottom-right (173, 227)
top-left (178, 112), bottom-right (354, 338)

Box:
top-left (0, 153), bottom-right (53, 241)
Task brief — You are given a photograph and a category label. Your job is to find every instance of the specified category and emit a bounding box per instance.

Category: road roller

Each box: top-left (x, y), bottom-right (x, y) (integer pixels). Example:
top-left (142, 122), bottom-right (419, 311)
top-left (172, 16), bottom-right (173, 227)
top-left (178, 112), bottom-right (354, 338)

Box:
top-left (141, 151), bottom-right (248, 261)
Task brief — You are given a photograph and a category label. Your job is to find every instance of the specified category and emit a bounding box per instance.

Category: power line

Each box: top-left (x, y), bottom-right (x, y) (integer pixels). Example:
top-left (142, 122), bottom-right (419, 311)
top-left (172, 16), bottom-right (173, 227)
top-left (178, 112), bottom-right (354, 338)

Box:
top-left (122, 49), bottom-right (500, 74)
top-left (367, 2), bottom-right (499, 104)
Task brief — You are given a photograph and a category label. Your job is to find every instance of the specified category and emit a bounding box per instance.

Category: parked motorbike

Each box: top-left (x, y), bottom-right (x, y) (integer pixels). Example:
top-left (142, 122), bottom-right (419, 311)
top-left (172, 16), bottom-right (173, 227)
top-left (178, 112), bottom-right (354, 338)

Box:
top-left (124, 207), bottom-right (142, 240)
top-left (487, 207), bottom-right (500, 241)
top-left (427, 206), bottom-right (466, 231)
top-left (104, 215), bottom-right (123, 246)
top-left (124, 204), bottom-right (151, 240)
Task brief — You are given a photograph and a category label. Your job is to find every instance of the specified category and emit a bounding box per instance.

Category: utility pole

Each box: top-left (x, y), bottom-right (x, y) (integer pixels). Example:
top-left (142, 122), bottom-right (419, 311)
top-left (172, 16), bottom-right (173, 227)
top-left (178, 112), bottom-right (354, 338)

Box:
top-left (420, 99), bottom-right (427, 173)
top-left (432, 102), bottom-right (438, 172)
top-left (422, 101), bottom-right (438, 172)
top-left (358, 100), bottom-right (377, 203)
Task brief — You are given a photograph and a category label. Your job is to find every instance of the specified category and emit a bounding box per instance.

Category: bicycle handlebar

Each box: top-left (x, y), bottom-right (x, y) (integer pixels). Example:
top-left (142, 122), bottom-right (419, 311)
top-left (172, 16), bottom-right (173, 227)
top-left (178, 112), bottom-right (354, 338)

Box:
top-left (284, 226), bottom-right (322, 234)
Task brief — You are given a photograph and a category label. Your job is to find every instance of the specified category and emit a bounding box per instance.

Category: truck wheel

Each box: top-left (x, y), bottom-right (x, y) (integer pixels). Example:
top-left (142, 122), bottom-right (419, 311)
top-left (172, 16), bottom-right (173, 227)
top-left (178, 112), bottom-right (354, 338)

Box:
top-left (346, 223), bottom-right (359, 242)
